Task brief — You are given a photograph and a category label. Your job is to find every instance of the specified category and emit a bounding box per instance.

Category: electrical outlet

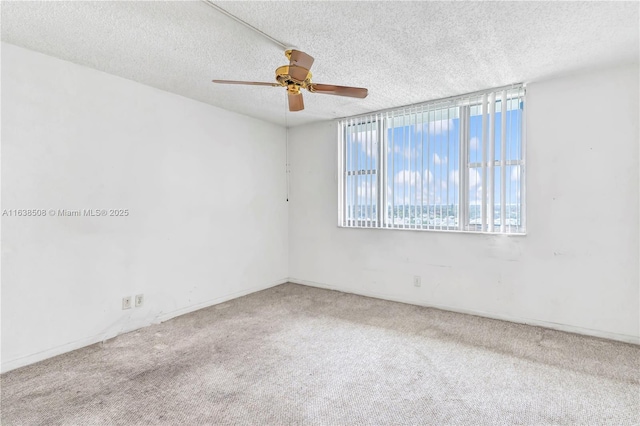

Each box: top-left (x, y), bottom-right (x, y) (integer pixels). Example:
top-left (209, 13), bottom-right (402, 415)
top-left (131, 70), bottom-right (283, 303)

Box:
top-left (135, 294), bottom-right (144, 307)
top-left (122, 296), bottom-right (132, 310)
top-left (413, 276), bottom-right (421, 287)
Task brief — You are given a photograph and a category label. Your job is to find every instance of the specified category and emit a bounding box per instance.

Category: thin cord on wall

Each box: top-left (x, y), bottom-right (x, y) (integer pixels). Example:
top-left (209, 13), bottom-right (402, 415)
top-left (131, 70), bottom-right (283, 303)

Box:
top-left (285, 92), bottom-right (290, 202)
top-left (200, 0), bottom-right (290, 51)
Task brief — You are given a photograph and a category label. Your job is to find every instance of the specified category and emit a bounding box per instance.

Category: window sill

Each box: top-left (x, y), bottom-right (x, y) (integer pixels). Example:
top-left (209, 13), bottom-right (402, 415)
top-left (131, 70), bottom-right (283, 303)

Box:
top-left (337, 224), bottom-right (526, 236)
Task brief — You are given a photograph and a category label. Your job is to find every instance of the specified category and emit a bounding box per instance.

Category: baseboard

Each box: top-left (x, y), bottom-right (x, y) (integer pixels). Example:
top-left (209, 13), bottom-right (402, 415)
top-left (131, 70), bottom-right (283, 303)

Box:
top-left (288, 277), bottom-right (640, 345)
top-left (1, 278), bottom-right (288, 374)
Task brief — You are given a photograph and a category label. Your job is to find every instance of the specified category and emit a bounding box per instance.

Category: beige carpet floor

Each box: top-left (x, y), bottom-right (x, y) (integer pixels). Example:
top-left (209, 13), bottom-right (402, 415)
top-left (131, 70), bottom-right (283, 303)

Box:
top-left (1, 283), bottom-right (639, 425)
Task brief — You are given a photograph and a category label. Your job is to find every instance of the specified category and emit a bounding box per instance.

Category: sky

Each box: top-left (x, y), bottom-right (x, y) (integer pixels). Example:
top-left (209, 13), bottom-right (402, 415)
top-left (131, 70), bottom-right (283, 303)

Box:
top-left (344, 97), bottom-right (523, 223)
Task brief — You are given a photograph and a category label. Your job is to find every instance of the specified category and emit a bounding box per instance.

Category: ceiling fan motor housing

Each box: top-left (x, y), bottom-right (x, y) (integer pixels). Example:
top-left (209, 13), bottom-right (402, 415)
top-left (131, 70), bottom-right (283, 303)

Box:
top-left (276, 65), bottom-right (312, 90)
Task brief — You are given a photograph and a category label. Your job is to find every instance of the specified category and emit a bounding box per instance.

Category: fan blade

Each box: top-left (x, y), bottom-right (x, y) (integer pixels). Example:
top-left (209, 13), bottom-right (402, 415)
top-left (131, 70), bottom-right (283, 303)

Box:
top-left (289, 50), bottom-right (314, 71)
top-left (288, 92), bottom-right (304, 112)
top-left (288, 65), bottom-right (311, 82)
top-left (308, 83), bottom-right (368, 98)
top-left (212, 80), bottom-right (280, 87)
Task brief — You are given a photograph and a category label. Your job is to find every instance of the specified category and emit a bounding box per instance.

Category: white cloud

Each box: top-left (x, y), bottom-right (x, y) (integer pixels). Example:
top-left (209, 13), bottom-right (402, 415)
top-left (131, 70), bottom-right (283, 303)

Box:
top-left (449, 170), bottom-right (459, 186)
top-left (353, 130), bottom-right (378, 157)
top-left (418, 170), bottom-right (441, 204)
top-left (391, 169), bottom-right (489, 206)
top-left (423, 169), bottom-right (434, 184)
top-left (433, 153), bottom-right (447, 165)
top-left (511, 166), bottom-right (520, 181)
top-left (420, 188), bottom-right (440, 205)
top-left (469, 188), bottom-right (483, 206)
top-left (393, 144), bottom-right (407, 156)
top-left (353, 129), bottom-right (376, 144)
top-left (357, 180), bottom-right (377, 201)
top-left (392, 172), bottom-right (417, 205)
top-left (421, 119), bottom-right (453, 135)
top-left (469, 169), bottom-right (482, 188)
top-left (470, 137), bottom-right (479, 151)
top-left (393, 144), bottom-right (420, 160)
top-left (395, 170), bottom-right (421, 186)
top-left (467, 170), bottom-right (484, 205)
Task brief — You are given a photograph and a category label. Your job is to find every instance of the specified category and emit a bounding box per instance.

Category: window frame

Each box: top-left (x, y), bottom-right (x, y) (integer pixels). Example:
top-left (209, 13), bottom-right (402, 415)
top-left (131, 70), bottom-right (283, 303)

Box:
top-left (338, 85), bottom-right (526, 235)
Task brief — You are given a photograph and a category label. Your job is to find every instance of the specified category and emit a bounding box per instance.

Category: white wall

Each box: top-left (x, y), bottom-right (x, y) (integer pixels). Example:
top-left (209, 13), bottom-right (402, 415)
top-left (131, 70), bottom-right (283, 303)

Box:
top-left (288, 63), bottom-right (640, 343)
top-left (1, 43), bottom-right (289, 372)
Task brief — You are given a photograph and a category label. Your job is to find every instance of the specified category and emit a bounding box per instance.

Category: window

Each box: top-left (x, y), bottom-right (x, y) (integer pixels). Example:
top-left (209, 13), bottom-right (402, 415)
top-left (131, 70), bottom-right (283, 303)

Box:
top-left (338, 85), bottom-right (525, 234)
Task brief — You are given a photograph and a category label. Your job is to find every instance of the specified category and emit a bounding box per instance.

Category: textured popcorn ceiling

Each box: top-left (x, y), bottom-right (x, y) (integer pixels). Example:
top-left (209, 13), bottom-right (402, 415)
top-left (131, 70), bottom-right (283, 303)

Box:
top-left (2, 1), bottom-right (638, 127)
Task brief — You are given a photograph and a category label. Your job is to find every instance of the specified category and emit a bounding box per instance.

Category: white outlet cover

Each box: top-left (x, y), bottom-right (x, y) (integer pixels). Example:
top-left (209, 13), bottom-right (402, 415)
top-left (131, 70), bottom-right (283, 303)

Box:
top-left (122, 296), bottom-right (132, 310)
top-left (413, 276), bottom-right (421, 287)
top-left (135, 294), bottom-right (144, 307)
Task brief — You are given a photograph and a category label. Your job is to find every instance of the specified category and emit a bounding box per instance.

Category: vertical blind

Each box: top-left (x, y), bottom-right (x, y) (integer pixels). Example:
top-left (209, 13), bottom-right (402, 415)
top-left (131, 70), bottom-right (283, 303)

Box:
top-left (338, 84), bottom-right (525, 234)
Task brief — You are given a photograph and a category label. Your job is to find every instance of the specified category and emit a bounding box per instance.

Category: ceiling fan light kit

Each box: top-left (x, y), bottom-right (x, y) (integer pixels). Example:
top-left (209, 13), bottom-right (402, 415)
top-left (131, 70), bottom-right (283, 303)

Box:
top-left (213, 50), bottom-right (368, 112)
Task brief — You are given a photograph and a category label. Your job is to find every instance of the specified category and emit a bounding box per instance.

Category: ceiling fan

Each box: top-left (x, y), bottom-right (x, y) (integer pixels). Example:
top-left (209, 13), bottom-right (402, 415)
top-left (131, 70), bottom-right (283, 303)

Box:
top-left (212, 50), bottom-right (368, 112)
